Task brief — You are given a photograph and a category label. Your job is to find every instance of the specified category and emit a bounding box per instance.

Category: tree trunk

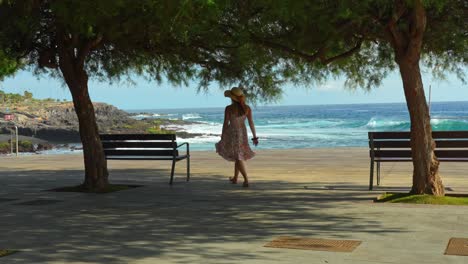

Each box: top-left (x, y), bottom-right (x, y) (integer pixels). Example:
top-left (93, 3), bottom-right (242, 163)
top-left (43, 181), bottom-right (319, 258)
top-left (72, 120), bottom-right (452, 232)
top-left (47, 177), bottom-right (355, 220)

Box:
top-left (58, 50), bottom-right (109, 192)
top-left (397, 58), bottom-right (444, 196)
top-left (387, 0), bottom-right (444, 196)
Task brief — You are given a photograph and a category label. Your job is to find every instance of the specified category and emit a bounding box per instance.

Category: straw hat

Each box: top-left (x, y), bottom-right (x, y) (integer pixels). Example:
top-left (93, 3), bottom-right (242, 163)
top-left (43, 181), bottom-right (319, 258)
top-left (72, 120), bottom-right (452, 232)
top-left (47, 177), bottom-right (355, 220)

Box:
top-left (224, 87), bottom-right (245, 102)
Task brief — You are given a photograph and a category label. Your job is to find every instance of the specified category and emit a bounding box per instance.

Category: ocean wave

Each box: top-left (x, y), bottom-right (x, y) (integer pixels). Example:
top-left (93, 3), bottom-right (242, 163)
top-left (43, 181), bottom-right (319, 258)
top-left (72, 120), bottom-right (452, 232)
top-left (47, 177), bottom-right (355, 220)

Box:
top-left (183, 135), bottom-right (220, 144)
top-left (431, 118), bottom-right (468, 130)
top-left (131, 113), bottom-right (175, 120)
top-left (182, 113), bottom-right (202, 120)
top-left (365, 117), bottom-right (468, 131)
top-left (261, 119), bottom-right (346, 129)
top-left (162, 121), bottom-right (222, 135)
top-left (366, 117), bottom-right (410, 130)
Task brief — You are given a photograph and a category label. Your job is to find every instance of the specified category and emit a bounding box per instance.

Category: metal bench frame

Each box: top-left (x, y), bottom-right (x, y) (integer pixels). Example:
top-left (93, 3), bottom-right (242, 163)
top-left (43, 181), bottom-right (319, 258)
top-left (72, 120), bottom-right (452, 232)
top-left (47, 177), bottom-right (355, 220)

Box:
top-left (368, 131), bottom-right (468, 190)
top-left (100, 134), bottom-right (190, 185)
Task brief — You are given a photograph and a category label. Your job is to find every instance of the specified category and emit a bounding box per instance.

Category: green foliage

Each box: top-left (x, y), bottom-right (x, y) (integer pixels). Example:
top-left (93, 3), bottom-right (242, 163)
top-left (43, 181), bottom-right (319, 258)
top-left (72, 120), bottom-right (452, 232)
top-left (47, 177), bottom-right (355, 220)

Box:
top-left (18, 140), bottom-right (32, 150)
top-left (0, 91), bottom-right (46, 106)
top-left (0, 49), bottom-right (18, 80)
top-left (0, 1), bottom-right (465, 100)
top-left (231, 0), bottom-right (466, 90)
top-left (146, 126), bottom-right (173, 134)
top-left (0, 142), bottom-right (9, 149)
top-left (0, 0), bottom-right (292, 103)
top-left (23, 91), bottom-right (33, 100)
top-left (146, 127), bottom-right (160, 134)
top-left (376, 193), bottom-right (468, 205)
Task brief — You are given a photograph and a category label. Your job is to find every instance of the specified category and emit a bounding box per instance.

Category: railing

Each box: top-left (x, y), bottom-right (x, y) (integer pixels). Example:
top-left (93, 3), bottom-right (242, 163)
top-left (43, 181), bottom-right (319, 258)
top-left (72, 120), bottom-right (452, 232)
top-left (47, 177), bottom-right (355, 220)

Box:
top-left (8, 125), bottom-right (19, 156)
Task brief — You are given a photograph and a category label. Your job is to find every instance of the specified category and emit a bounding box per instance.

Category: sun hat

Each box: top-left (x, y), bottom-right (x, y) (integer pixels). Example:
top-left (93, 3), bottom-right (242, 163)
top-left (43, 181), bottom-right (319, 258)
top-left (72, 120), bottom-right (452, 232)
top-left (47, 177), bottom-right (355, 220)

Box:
top-left (224, 87), bottom-right (245, 102)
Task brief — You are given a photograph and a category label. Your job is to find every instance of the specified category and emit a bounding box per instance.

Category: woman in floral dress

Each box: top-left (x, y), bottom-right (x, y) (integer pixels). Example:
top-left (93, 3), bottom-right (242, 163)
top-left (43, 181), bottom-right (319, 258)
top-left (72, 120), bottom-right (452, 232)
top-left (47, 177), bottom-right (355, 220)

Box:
top-left (216, 87), bottom-right (258, 187)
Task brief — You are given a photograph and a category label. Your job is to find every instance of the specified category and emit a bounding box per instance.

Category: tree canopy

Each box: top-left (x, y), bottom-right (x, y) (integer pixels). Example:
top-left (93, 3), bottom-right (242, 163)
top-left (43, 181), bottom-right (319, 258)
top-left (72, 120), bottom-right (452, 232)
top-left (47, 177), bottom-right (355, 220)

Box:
top-left (0, 0), bottom-right (293, 102)
top-left (226, 0), bottom-right (467, 89)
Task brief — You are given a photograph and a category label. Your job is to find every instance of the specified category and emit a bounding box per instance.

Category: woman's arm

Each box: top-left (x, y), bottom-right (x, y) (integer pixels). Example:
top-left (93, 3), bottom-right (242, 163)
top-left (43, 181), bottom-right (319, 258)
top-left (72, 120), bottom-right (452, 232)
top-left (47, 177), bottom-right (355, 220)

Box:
top-left (246, 106), bottom-right (258, 146)
top-left (221, 106), bottom-right (230, 140)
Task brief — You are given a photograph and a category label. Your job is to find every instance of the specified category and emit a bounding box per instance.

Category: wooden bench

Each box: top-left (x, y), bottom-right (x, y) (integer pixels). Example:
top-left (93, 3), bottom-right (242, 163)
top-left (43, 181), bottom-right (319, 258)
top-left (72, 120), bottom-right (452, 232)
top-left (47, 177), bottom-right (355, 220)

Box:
top-left (368, 131), bottom-right (468, 190)
top-left (100, 134), bottom-right (190, 185)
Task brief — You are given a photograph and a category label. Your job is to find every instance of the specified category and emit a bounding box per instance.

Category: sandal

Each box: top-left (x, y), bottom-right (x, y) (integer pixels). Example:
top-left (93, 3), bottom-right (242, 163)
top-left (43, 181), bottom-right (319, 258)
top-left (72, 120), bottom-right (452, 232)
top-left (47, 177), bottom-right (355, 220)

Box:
top-left (243, 182), bottom-right (249, 188)
top-left (229, 177), bottom-right (238, 184)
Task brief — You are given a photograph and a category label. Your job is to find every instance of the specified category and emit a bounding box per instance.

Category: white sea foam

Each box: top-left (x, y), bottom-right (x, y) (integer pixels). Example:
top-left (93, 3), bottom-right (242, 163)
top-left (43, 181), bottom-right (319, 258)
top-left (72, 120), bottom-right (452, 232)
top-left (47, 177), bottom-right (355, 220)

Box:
top-left (183, 135), bottom-right (220, 144)
top-left (163, 121), bottom-right (222, 135)
top-left (365, 117), bottom-right (408, 129)
top-left (131, 113), bottom-right (176, 120)
top-left (182, 113), bottom-right (202, 120)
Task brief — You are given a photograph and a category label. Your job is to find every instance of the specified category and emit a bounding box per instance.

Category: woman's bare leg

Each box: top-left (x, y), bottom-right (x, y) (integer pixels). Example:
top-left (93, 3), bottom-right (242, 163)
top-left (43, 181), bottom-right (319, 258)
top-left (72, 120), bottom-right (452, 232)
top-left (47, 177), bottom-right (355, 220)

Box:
top-left (230, 161), bottom-right (239, 183)
top-left (237, 160), bottom-right (249, 187)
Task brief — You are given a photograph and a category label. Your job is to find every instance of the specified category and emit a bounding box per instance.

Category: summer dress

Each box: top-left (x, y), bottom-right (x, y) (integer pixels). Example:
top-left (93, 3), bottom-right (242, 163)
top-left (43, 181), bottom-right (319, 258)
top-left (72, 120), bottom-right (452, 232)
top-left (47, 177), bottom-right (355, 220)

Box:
top-left (216, 110), bottom-right (255, 161)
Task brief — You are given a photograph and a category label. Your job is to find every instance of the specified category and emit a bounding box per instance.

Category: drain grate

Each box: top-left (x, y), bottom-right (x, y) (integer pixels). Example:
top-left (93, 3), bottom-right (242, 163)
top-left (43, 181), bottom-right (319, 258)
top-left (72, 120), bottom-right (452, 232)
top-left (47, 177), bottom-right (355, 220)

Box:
top-left (445, 238), bottom-right (468, 256)
top-left (264, 236), bottom-right (361, 252)
top-left (15, 199), bottom-right (62, 206)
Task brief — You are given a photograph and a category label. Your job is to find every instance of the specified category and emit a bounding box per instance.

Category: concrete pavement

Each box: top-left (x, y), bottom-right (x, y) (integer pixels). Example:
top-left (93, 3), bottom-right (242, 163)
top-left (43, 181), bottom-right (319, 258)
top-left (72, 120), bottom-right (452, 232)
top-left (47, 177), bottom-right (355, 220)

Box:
top-left (0, 149), bottom-right (467, 263)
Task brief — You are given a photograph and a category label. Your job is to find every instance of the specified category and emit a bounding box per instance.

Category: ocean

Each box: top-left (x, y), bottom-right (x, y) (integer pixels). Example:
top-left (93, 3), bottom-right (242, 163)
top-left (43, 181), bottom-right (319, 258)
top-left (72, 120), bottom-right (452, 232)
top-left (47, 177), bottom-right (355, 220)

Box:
top-left (127, 101), bottom-right (468, 151)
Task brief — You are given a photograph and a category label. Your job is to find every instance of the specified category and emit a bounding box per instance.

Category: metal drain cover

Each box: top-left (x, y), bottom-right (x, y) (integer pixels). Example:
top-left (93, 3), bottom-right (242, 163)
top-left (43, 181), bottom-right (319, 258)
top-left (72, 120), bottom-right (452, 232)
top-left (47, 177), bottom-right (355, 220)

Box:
top-left (445, 238), bottom-right (468, 256)
top-left (264, 236), bottom-right (361, 252)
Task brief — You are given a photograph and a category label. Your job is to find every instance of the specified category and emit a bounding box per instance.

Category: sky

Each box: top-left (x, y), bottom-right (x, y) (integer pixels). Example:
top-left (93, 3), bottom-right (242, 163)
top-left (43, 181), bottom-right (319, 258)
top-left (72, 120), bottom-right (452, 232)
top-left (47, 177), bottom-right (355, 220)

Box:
top-left (0, 69), bottom-right (466, 110)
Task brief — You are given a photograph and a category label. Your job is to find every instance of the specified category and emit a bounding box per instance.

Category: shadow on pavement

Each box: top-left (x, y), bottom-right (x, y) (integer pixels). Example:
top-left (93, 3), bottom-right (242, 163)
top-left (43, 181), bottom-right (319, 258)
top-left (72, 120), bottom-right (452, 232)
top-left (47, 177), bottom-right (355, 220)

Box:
top-left (0, 168), bottom-right (406, 264)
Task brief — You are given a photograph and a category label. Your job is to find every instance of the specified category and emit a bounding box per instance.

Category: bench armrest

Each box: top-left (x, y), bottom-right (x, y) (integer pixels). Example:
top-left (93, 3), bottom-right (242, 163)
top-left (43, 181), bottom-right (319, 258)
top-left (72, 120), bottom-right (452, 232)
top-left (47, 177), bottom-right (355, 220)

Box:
top-left (176, 142), bottom-right (190, 155)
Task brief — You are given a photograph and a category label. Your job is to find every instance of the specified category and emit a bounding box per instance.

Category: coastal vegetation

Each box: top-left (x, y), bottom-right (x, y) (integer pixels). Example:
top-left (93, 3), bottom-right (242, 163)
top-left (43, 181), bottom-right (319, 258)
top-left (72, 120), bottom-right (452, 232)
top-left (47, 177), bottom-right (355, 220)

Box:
top-left (376, 193), bottom-right (468, 205)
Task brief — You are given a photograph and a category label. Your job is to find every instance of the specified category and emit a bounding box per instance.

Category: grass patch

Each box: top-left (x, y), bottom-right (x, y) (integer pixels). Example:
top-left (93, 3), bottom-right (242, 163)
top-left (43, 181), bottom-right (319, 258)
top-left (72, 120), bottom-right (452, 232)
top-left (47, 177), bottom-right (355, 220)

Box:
top-left (375, 193), bottom-right (468, 205)
top-left (48, 184), bottom-right (142, 193)
top-left (0, 249), bottom-right (18, 257)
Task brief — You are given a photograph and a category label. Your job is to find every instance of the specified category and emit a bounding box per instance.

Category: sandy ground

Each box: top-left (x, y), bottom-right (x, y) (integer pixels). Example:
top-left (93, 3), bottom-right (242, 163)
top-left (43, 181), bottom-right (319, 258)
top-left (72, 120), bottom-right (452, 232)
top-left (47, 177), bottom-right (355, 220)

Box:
top-left (1, 147), bottom-right (467, 192)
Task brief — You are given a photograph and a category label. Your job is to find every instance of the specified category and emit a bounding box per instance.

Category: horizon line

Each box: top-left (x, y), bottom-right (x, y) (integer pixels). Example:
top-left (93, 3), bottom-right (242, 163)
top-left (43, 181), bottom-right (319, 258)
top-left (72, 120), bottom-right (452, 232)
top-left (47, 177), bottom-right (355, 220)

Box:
top-left (122, 100), bottom-right (468, 111)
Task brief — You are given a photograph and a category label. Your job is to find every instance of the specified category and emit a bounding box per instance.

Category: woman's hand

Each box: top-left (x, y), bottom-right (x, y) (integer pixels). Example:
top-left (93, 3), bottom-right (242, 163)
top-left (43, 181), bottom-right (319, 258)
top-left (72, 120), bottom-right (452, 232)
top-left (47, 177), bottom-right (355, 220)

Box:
top-left (252, 137), bottom-right (259, 146)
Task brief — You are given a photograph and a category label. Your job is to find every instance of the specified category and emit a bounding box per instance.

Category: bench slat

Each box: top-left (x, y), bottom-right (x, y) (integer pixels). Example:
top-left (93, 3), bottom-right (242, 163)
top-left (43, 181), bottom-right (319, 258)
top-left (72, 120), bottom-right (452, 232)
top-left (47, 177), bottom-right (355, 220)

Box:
top-left (369, 131), bottom-right (468, 139)
top-left (372, 150), bottom-right (468, 158)
top-left (371, 140), bottom-right (468, 148)
top-left (106, 155), bottom-right (188, 161)
top-left (375, 157), bottom-right (468, 162)
top-left (102, 141), bottom-right (176, 149)
top-left (100, 134), bottom-right (176, 141)
top-left (104, 149), bottom-right (178, 156)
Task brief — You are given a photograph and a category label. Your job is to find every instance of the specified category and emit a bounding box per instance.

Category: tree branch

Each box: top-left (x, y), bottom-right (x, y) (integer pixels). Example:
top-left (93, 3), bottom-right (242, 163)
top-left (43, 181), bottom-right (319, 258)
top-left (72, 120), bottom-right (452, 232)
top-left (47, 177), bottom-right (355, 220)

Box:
top-left (406, 0), bottom-right (426, 60)
top-left (77, 34), bottom-right (103, 67)
top-left (385, 0), bottom-right (407, 51)
top-left (251, 35), bottom-right (325, 63)
top-left (321, 38), bottom-right (364, 64)
top-left (38, 49), bottom-right (58, 69)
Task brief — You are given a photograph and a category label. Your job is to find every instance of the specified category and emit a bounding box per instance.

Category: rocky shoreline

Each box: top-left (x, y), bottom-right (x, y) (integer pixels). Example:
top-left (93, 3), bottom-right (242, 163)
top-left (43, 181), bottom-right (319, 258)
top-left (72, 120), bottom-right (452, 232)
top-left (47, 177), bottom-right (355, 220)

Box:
top-left (0, 92), bottom-right (202, 154)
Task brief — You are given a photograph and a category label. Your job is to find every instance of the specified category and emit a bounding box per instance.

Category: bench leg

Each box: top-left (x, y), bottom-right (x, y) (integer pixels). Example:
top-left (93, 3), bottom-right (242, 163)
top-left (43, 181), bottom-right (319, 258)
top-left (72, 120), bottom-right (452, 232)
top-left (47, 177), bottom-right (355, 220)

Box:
top-left (369, 158), bottom-right (374, 191)
top-left (170, 159), bottom-right (176, 185)
top-left (377, 162), bottom-right (381, 186)
top-left (186, 155), bottom-right (190, 182)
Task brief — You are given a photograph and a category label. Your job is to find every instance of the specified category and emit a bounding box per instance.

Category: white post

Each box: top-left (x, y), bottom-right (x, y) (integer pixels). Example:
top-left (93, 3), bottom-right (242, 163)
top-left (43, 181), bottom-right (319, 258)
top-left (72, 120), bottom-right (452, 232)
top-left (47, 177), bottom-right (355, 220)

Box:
top-left (10, 128), bottom-right (13, 155)
top-left (15, 125), bottom-right (18, 157)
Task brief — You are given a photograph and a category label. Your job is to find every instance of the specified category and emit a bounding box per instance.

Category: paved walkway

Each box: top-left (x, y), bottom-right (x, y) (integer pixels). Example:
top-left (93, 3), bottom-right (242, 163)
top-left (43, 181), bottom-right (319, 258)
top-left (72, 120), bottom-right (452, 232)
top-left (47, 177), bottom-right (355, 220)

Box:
top-left (0, 150), bottom-right (467, 263)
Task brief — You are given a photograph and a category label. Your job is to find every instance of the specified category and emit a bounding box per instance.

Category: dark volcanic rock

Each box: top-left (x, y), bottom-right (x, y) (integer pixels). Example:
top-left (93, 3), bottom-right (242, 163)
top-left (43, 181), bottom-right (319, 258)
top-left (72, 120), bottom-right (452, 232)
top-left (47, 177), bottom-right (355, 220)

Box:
top-left (0, 101), bottom-right (201, 144)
